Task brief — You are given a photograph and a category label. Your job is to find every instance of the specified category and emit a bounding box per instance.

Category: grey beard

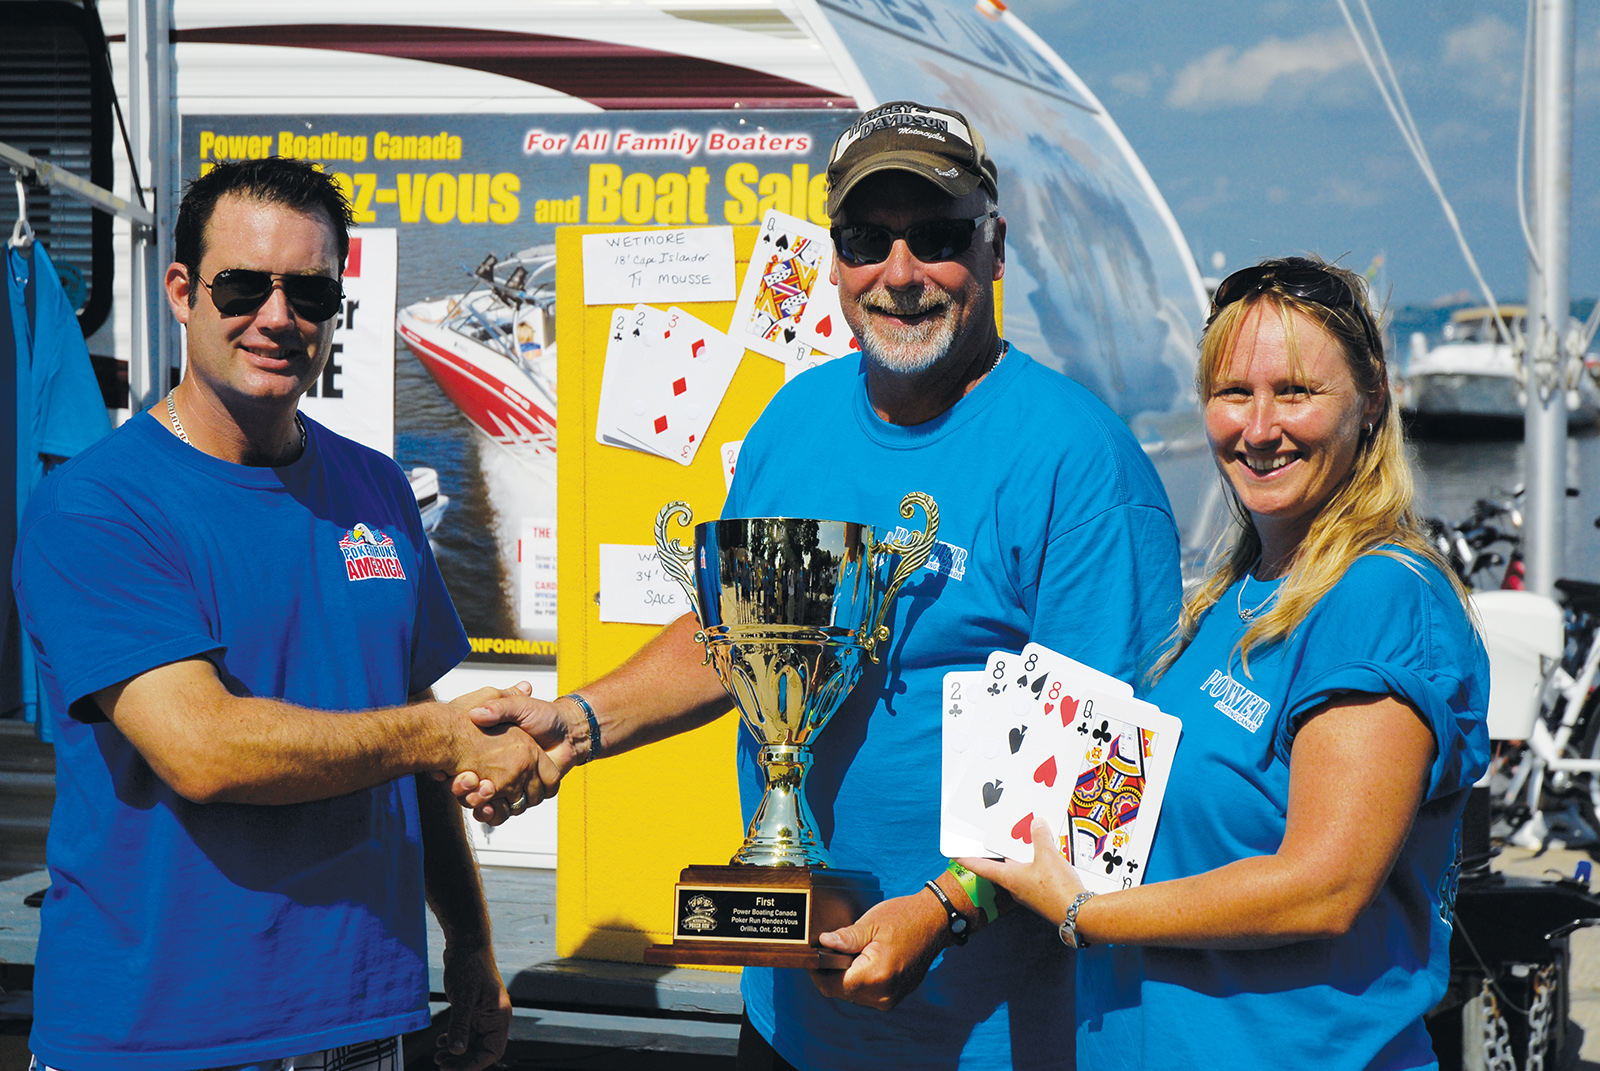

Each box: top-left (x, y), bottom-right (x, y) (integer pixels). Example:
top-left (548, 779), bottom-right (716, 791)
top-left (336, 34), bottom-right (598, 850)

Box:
top-left (854, 291), bottom-right (956, 375)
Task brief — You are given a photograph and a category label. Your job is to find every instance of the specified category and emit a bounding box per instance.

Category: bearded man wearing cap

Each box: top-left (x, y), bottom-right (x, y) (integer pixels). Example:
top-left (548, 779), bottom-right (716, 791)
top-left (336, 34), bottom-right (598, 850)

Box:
top-left (463, 101), bottom-right (1181, 1070)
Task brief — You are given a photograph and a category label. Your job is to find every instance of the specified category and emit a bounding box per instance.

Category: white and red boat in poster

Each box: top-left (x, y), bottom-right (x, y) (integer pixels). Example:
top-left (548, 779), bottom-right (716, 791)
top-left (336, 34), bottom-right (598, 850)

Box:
top-left (396, 248), bottom-right (558, 477)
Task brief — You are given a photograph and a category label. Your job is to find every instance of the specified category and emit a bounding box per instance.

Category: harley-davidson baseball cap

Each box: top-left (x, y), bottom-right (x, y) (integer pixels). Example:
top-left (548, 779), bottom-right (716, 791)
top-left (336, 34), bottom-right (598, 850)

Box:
top-left (825, 101), bottom-right (999, 218)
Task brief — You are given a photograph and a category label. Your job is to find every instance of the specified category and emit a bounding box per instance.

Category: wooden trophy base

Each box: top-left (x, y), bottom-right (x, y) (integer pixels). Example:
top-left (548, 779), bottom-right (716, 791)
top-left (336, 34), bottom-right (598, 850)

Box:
top-left (643, 865), bottom-right (881, 969)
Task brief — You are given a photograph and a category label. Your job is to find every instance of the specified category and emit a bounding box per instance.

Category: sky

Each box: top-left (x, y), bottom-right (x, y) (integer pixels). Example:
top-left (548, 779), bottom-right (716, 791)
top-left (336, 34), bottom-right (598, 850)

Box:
top-left (1005, 0), bottom-right (1599, 308)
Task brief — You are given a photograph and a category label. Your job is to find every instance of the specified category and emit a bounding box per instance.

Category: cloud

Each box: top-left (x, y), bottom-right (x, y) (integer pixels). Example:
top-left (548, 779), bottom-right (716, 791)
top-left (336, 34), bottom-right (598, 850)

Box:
top-left (1167, 28), bottom-right (1362, 109)
top-left (1178, 175), bottom-right (1232, 216)
top-left (1442, 14), bottom-right (1520, 105)
top-left (1110, 69), bottom-right (1156, 96)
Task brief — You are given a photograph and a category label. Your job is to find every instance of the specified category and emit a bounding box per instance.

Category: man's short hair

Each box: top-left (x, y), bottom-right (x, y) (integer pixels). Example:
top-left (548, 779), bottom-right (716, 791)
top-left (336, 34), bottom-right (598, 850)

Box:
top-left (826, 101), bottom-right (999, 219)
top-left (174, 157), bottom-right (355, 294)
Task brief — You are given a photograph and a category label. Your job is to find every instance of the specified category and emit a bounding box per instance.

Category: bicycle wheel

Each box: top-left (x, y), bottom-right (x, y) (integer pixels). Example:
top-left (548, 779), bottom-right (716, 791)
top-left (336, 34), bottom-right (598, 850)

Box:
top-left (1573, 688), bottom-right (1600, 832)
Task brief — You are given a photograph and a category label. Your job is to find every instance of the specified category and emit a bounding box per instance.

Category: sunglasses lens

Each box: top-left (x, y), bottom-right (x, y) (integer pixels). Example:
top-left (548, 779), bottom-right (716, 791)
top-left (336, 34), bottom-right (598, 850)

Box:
top-left (835, 225), bottom-right (894, 265)
top-left (209, 270), bottom-right (274, 315)
top-left (834, 218), bottom-right (980, 265)
top-left (209, 270), bottom-right (342, 321)
top-left (905, 220), bottom-right (976, 261)
top-left (282, 275), bottom-right (344, 322)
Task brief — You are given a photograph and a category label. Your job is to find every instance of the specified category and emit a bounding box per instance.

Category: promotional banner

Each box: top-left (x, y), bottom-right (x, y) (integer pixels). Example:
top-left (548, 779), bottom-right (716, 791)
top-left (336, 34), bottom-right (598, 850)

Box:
top-left (299, 228), bottom-right (397, 455)
top-left (184, 112), bottom-right (851, 663)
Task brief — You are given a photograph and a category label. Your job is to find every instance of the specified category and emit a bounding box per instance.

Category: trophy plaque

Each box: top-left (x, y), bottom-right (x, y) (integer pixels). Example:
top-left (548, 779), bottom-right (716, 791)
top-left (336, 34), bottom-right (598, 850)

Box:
top-left (641, 493), bottom-right (939, 969)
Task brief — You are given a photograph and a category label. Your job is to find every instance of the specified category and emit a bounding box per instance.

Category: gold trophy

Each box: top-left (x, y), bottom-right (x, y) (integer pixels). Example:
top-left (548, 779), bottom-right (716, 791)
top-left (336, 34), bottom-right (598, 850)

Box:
top-left (641, 493), bottom-right (939, 968)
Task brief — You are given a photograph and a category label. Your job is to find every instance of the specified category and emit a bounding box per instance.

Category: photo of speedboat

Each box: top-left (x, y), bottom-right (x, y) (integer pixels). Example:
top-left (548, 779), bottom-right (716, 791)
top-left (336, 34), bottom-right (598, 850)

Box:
top-left (396, 247), bottom-right (558, 478)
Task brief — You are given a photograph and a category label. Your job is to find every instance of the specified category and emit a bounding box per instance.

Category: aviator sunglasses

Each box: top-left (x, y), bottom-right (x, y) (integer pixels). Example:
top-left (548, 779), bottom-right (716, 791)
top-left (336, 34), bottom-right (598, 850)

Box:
top-left (1209, 259), bottom-right (1382, 357)
top-left (195, 268), bottom-right (345, 323)
top-left (831, 211), bottom-right (999, 266)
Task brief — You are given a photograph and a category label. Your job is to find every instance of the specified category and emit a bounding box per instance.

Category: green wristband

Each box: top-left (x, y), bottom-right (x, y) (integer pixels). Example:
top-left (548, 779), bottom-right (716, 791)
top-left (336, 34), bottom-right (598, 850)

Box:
top-left (946, 860), bottom-right (999, 925)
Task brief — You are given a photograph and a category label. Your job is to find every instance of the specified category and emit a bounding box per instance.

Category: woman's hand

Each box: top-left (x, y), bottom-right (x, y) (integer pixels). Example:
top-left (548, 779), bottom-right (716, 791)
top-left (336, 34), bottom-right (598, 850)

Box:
top-left (960, 818), bottom-right (1087, 929)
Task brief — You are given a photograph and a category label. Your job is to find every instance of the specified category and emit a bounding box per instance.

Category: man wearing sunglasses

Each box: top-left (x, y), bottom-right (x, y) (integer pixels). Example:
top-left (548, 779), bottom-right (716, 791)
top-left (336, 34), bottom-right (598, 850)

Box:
top-left (13, 158), bottom-right (544, 1071)
top-left (463, 102), bottom-right (1180, 1070)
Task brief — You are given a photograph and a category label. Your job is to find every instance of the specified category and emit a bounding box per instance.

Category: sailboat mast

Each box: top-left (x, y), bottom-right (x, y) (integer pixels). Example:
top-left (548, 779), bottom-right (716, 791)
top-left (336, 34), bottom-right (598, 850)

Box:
top-left (1523, 0), bottom-right (1576, 596)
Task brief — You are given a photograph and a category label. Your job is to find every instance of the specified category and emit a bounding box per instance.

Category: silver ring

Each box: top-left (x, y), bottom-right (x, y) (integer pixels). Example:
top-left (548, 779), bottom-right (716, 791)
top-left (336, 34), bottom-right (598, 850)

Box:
top-left (507, 794), bottom-right (529, 816)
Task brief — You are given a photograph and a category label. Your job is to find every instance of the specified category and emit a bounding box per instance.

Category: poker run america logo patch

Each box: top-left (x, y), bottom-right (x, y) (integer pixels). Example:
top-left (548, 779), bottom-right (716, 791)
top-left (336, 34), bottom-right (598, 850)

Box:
top-left (339, 523), bottom-right (408, 582)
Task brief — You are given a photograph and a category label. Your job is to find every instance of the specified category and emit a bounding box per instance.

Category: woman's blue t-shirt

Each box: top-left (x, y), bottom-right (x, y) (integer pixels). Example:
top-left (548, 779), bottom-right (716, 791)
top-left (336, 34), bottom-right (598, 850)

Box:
top-left (1077, 551), bottom-right (1489, 1070)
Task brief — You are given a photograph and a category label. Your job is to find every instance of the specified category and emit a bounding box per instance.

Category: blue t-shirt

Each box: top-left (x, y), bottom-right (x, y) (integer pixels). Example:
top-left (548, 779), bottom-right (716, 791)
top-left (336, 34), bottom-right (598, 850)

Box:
top-left (722, 349), bottom-right (1181, 1071)
top-left (13, 412), bottom-right (469, 1071)
top-left (1076, 552), bottom-right (1489, 1071)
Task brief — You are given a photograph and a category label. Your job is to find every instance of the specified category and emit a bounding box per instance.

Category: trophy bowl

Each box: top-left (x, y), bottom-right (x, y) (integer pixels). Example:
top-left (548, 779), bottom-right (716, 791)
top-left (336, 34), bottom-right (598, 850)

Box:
top-left (641, 493), bottom-right (938, 967)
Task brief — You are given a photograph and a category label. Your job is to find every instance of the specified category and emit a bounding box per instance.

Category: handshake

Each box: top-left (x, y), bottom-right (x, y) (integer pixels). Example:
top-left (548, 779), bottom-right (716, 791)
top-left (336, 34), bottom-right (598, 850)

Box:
top-left (435, 684), bottom-right (581, 825)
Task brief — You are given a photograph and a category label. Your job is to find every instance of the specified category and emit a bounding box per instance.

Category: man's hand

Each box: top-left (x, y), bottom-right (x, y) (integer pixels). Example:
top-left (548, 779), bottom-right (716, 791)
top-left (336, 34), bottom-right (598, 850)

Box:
top-left (452, 691), bottom-right (583, 824)
top-left (435, 939), bottom-right (511, 1071)
top-left (809, 889), bottom-right (950, 1011)
top-left (435, 684), bottom-right (560, 821)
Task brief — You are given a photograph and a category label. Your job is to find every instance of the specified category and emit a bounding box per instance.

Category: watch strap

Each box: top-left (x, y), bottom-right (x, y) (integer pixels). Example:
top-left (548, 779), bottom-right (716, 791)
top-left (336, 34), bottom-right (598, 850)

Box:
top-left (924, 879), bottom-right (971, 945)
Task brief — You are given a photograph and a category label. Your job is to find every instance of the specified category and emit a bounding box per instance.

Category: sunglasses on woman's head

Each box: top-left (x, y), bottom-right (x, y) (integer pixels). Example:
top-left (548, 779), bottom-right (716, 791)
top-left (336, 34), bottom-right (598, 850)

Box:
top-left (831, 211), bottom-right (999, 266)
top-left (196, 269), bottom-right (345, 323)
top-left (1210, 260), bottom-right (1382, 356)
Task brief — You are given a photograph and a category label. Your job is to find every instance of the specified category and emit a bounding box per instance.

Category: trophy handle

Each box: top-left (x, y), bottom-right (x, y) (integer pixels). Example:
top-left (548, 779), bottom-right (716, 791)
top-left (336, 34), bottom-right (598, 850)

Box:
top-left (654, 503), bottom-right (705, 651)
top-left (861, 492), bottom-right (940, 663)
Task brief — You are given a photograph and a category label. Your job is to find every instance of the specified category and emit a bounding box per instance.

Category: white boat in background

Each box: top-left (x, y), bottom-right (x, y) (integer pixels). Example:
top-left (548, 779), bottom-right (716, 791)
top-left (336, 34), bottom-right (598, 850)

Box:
top-left (396, 249), bottom-right (558, 477)
top-left (407, 466), bottom-right (449, 536)
top-left (1401, 305), bottom-right (1599, 431)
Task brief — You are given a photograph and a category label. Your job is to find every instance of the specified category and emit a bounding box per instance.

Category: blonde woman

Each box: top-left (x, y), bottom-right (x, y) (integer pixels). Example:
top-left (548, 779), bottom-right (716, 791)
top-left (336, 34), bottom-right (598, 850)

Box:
top-left (964, 257), bottom-right (1489, 1070)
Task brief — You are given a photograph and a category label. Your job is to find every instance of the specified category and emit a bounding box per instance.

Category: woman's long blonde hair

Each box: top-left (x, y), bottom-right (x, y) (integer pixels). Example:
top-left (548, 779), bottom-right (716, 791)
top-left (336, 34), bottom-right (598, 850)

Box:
top-left (1148, 257), bottom-right (1469, 683)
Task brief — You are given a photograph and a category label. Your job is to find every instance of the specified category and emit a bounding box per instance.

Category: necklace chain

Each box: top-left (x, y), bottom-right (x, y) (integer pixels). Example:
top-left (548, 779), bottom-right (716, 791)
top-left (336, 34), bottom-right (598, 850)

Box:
top-left (165, 389), bottom-right (306, 459)
top-left (1236, 572), bottom-right (1279, 621)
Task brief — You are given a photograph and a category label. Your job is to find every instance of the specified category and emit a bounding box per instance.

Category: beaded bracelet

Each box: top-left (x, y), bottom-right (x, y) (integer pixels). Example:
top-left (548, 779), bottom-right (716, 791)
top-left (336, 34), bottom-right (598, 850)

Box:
top-left (945, 859), bottom-right (999, 925)
top-left (562, 693), bottom-right (603, 764)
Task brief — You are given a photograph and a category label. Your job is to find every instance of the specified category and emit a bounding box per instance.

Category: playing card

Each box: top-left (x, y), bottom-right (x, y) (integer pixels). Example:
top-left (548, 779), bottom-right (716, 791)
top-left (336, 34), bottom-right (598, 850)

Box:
top-left (1060, 702), bottom-right (1181, 893)
top-left (595, 305), bottom-right (668, 456)
top-left (791, 265), bottom-right (860, 358)
top-left (939, 670), bottom-right (991, 857)
top-left (720, 440), bottom-right (743, 492)
top-left (976, 667), bottom-right (1178, 888)
top-left (784, 348), bottom-right (848, 383)
top-left (729, 209), bottom-right (829, 365)
top-left (943, 651), bottom-right (1032, 846)
top-left (613, 306), bottom-right (743, 466)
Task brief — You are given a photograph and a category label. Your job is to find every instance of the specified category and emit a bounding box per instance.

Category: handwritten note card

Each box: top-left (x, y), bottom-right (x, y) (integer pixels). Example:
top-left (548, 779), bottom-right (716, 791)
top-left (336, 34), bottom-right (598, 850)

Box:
top-left (582, 227), bottom-right (736, 305)
top-left (598, 543), bottom-right (690, 625)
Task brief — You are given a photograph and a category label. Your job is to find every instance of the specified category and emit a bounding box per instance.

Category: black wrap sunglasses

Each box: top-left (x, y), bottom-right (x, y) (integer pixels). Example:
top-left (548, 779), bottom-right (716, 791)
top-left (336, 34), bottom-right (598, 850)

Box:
top-left (196, 269), bottom-right (345, 323)
top-left (1210, 260), bottom-right (1382, 357)
top-left (831, 211), bottom-right (999, 266)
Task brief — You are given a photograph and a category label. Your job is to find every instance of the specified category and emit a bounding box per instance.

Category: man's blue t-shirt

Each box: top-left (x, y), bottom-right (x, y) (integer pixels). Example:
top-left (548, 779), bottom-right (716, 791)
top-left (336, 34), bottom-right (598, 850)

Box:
top-left (13, 412), bottom-right (468, 1071)
top-left (1077, 552), bottom-right (1489, 1071)
top-left (722, 349), bottom-right (1181, 1070)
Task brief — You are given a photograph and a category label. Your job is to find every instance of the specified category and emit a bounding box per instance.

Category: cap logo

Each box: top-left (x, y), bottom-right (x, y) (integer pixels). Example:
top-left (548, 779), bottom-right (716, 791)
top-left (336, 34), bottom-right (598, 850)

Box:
top-left (831, 104), bottom-right (974, 164)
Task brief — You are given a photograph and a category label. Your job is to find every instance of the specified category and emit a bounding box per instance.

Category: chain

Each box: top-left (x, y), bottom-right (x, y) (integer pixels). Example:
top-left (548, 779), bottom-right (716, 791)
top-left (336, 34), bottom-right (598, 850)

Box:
top-left (1480, 980), bottom-right (1518, 1071)
top-left (1525, 964), bottom-right (1557, 1071)
top-left (1477, 967), bottom-right (1559, 1071)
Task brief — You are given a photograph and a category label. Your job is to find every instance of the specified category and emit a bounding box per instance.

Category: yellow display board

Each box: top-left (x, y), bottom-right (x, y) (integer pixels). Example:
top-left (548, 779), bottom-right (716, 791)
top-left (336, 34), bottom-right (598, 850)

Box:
top-left (554, 224), bottom-right (779, 964)
top-left (553, 225), bottom-right (1000, 966)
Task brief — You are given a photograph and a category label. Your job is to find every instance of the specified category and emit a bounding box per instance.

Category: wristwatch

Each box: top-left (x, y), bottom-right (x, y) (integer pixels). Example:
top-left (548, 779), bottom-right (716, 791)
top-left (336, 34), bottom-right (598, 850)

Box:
top-left (1057, 891), bottom-right (1096, 949)
top-left (924, 880), bottom-right (971, 945)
